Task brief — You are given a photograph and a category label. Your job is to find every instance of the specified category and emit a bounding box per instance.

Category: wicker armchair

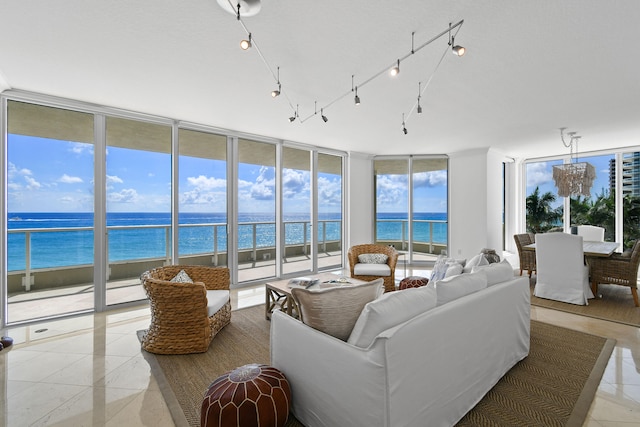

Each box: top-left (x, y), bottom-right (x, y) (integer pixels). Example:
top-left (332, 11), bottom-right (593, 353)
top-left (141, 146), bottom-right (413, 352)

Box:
top-left (140, 265), bottom-right (231, 354)
top-left (348, 244), bottom-right (399, 293)
top-left (589, 240), bottom-right (640, 307)
top-left (514, 233), bottom-right (536, 277)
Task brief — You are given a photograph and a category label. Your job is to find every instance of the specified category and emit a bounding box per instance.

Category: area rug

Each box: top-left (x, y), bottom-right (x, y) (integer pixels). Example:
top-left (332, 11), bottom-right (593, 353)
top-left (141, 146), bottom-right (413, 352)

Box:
top-left (529, 278), bottom-right (640, 327)
top-left (139, 304), bottom-right (615, 427)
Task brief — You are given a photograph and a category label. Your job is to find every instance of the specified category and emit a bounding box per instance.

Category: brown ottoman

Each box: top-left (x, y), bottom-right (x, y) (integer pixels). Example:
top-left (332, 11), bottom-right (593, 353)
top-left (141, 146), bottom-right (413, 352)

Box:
top-left (201, 364), bottom-right (291, 427)
top-left (399, 276), bottom-right (429, 290)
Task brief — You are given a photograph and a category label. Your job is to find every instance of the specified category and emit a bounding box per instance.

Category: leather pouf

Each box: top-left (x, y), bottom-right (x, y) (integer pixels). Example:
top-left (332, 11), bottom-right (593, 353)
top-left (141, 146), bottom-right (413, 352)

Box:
top-left (201, 364), bottom-right (291, 427)
top-left (399, 276), bottom-right (429, 290)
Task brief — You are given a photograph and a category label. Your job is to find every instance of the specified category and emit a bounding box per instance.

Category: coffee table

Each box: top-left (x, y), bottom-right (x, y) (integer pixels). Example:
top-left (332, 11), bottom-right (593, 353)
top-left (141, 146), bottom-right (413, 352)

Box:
top-left (265, 272), bottom-right (364, 320)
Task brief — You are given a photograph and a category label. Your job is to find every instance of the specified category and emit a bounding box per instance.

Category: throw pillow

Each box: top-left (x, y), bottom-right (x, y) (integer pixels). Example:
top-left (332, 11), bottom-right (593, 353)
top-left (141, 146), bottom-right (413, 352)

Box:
top-left (471, 259), bottom-right (515, 286)
top-left (435, 270), bottom-right (487, 306)
top-left (170, 269), bottom-right (194, 283)
top-left (444, 262), bottom-right (463, 278)
top-left (462, 253), bottom-right (489, 273)
top-left (291, 278), bottom-right (384, 341)
top-left (430, 255), bottom-right (450, 281)
top-left (348, 285), bottom-right (437, 348)
top-left (358, 253), bottom-right (389, 264)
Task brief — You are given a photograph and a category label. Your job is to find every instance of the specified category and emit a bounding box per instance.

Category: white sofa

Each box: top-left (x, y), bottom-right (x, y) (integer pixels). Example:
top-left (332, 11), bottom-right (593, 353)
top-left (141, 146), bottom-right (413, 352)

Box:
top-left (270, 272), bottom-right (530, 427)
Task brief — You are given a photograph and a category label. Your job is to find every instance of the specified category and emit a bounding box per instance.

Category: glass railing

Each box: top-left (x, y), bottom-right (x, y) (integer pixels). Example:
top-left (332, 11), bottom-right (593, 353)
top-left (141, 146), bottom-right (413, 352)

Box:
top-left (376, 218), bottom-right (448, 253)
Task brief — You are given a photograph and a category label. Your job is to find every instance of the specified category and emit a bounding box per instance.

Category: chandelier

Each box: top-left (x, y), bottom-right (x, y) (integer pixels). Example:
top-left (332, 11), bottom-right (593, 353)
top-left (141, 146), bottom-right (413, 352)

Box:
top-left (552, 128), bottom-right (596, 197)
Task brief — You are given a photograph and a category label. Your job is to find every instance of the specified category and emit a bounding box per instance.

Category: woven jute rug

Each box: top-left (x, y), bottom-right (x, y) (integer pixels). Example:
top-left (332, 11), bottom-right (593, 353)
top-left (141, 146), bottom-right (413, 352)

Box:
top-left (139, 304), bottom-right (615, 427)
top-left (529, 277), bottom-right (640, 327)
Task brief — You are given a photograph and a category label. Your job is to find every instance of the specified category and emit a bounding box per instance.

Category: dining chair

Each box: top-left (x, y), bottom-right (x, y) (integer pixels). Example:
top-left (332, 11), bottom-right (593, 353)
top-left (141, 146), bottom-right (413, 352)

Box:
top-left (576, 225), bottom-right (605, 242)
top-left (534, 233), bottom-right (593, 305)
top-left (513, 233), bottom-right (536, 277)
top-left (589, 239), bottom-right (640, 306)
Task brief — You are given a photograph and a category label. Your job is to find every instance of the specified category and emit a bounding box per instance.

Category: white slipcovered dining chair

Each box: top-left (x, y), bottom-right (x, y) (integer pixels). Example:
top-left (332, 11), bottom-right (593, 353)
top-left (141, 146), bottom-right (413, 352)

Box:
top-left (534, 233), bottom-right (593, 305)
top-left (576, 225), bottom-right (605, 242)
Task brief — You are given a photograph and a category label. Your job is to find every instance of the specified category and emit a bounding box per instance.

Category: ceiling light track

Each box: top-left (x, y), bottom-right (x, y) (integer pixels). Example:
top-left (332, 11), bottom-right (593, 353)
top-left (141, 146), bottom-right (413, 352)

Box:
top-left (222, 2), bottom-right (464, 128)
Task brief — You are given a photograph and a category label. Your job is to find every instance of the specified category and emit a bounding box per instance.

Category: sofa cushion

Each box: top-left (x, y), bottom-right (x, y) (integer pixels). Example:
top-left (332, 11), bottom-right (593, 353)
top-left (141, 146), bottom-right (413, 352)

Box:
top-left (471, 259), bottom-right (515, 286)
top-left (170, 269), bottom-right (193, 283)
top-left (291, 278), bottom-right (384, 341)
top-left (435, 270), bottom-right (488, 306)
top-left (206, 290), bottom-right (230, 316)
top-left (358, 253), bottom-right (389, 264)
top-left (462, 253), bottom-right (489, 273)
top-left (354, 263), bottom-right (391, 276)
top-left (348, 285), bottom-right (437, 348)
top-left (444, 262), bottom-right (464, 278)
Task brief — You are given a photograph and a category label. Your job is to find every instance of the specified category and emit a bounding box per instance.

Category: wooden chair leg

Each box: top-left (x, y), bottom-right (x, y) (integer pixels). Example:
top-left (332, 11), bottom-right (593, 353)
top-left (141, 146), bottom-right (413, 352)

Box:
top-left (631, 287), bottom-right (639, 307)
top-left (519, 268), bottom-right (523, 276)
top-left (591, 280), bottom-right (598, 296)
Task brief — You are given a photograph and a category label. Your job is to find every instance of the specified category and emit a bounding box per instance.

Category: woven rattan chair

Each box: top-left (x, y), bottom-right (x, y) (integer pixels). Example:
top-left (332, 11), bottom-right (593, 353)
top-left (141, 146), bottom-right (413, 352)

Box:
top-left (140, 265), bottom-right (231, 354)
top-left (347, 244), bottom-right (399, 293)
top-left (514, 233), bottom-right (536, 277)
top-left (589, 240), bottom-right (640, 307)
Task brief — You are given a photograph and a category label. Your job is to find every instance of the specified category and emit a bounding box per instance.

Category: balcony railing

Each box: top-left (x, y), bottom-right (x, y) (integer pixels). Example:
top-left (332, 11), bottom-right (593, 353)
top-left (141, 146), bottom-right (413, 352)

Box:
top-left (376, 218), bottom-right (448, 252)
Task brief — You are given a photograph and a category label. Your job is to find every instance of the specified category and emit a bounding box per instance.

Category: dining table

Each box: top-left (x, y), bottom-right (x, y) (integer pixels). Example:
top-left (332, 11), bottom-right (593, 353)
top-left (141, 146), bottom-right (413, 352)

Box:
top-left (524, 240), bottom-right (619, 257)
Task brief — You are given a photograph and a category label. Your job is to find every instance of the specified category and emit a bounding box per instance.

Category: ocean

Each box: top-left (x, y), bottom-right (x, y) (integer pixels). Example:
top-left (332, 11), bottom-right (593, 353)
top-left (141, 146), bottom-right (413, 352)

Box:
top-left (7, 212), bottom-right (447, 271)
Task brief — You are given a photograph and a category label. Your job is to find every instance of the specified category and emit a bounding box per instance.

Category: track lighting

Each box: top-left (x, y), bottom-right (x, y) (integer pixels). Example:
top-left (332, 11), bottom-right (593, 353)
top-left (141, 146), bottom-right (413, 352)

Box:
top-left (448, 23), bottom-right (465, 56)
top-left (271, 66), bottom-right (281, 97)
top-left (417, 82), bottom-right (423, 114)
top-left (354, 87), bottom-right (360, 105)
top-left (240, 33), bottom-right (252, 50)
top-left (402, 113), bottom-right (407, 135)
top-left (390, 59), bottom-right (400, 76)
top-left (289, 104), bottom-right (299, 122)
top-left (321, 108), bottom-right (328, 123)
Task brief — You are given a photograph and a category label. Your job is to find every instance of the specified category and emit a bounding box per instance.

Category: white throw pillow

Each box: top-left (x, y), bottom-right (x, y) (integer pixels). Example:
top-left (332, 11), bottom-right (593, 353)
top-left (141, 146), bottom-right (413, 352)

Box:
top-left (291, 278), bottom-right (384, 341)
top-left (444, 262), bottom-right (463, 278)
top-left (358, 253), bottom-right (389, 264)
top-left (347, 285), bottom-right (437, 348)
top-left (170, 269), bottom-right (193, 283)
top-left (435, 270), bottom-right (488, 306)
top-left (471, 259), bottom-right (515, 286)
top-left (462, 253), bottom-right (489, 273)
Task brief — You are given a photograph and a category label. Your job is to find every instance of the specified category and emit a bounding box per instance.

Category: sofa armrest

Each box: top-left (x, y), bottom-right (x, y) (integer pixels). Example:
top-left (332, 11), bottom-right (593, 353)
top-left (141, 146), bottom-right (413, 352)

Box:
top-left (270, 310), bottom-right (388, 427)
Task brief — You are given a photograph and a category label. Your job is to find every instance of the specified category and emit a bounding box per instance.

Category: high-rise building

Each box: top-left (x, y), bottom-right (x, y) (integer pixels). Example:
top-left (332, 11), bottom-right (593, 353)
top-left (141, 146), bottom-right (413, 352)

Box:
top-left (610, 152), bottom-right (640, 196)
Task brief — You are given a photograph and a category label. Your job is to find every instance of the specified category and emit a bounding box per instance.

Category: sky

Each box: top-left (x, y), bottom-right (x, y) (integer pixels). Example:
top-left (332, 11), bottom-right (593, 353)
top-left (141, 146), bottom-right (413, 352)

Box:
top-left (376, 170), bottom-right (448, 213)
top-left (526, 154), bottom-right (613, 209)
top-left (7, 135), bottom-right (343, 215)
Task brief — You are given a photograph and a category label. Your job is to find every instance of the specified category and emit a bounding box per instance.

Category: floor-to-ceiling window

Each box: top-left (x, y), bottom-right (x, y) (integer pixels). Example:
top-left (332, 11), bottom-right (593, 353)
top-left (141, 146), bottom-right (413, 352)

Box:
top-left (619, 152), bottom-right (640, 249)
top-left (317, 153), bottom-right (343, 271)
top-left (282, 146), bottom-right (312, 275)
top-left (105, 117), bottom-right (172, 306)
top-left (6, 101), bottom-right (96, 322)
top-left (374, 156), bottom-right (448, 263)
top-left (237, 138), bottom-right (277, 282)
top-left (525, 159), bottom-right (564, 233)
top-left (178, 129), bottom-right (228, 266)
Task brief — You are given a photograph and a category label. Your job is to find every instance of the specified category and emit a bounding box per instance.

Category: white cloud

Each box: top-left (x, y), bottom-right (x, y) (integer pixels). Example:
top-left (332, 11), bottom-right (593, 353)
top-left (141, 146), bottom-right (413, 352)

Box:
top-left (24, 176), bottom-right (41, 190)
top-left (70, 142), bottom-right (93, 155)
top-left (282, 169), bottom-right (308, 198)
top-left (318, 176), bottom-right (341, 206)
top-left (107, 175), bottom-right (123, 184)
top-left (58, 174), bottom-right (83, 184)
top-left (376, 174), bottom-right (407, 206)
top-left (187, 175), bottom-right (226, 190)
top-left (526, 162), bottom-right (552, 187)
top-left (250, 166), bottom-right (275, 200)
top-left (413, 170), bottom-right (447, 187)
top-left (107, 188), bottom-right (139, 203)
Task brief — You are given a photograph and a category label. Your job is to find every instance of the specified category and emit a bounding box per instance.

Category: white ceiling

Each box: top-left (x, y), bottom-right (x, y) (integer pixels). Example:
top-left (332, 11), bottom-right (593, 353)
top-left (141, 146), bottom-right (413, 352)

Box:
top-left (1, 0), bottom-right (640, 159)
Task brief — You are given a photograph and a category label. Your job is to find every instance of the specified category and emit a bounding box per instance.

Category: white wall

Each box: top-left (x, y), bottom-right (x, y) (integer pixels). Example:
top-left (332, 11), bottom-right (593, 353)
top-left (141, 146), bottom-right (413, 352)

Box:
top-left (449, 148), bottom-right (507, 261)
top-left (347, 152), bottom-right (374, 247)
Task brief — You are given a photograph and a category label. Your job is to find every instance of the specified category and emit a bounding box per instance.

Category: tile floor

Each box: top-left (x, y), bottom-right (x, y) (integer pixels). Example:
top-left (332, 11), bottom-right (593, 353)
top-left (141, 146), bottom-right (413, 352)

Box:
top-left (0, 268), bottom-right (639, 426)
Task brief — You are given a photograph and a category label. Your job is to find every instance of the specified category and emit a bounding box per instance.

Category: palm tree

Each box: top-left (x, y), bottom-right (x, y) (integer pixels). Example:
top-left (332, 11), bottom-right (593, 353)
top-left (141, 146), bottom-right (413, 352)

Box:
top-left (526, 187), bottom-right (562, 233)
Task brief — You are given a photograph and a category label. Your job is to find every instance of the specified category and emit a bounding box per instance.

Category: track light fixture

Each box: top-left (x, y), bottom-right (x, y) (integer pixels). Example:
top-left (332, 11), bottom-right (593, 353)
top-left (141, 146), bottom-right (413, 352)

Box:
top-left (289, 104), bottom-right (299, 122)
top-left (390, 59), bottom-right (400, 76)
top-left (402, 113), bottom-right (408, 135)
top-left (417, 82), bottom-right (423, 114)
top-left (321, 108), bottom-right (328, 123)
top-left (240, 33), bottom-right (252, 50)
top-left (354, 87), bottom-right (360, 105)
top-left (448, 23), bottom-right (465, 56)
top-left (271, 66), bottom-right (281, 97)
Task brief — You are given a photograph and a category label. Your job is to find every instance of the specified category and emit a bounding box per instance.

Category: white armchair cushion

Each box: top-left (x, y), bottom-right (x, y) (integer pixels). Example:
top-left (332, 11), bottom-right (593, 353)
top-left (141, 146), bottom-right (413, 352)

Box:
top-left (206, 290), bottom-right (230, 317)
top-left (348, 285), bottom-right (437, 348)
top-left (471, 259), bottom-right (515, 286)
top-left (354, 263), bottom-right (391, 276)
top-left (436, 270), bottom-right (488, 306)
top-left (291, 278), bottom-right (384, 341)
